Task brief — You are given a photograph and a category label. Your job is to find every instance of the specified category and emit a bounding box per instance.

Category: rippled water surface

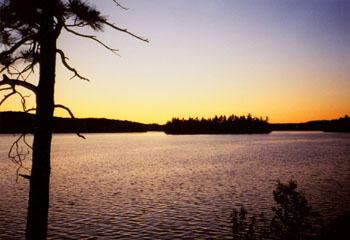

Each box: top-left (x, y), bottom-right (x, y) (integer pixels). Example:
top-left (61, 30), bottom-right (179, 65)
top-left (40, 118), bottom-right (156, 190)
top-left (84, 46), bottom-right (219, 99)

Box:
top-left (1, 132), bottom-right (350, 239)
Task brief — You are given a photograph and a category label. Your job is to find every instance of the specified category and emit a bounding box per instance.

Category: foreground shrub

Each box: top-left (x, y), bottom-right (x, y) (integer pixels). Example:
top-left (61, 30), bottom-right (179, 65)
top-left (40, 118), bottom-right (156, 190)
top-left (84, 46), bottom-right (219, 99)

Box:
top-left (231, 180), bottom-right (323, 240)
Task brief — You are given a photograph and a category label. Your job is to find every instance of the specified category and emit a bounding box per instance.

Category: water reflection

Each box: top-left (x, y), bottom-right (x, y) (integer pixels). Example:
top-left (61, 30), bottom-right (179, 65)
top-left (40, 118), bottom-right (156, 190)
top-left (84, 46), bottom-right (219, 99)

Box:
top-left (0, 132), bottom-right (349, 239)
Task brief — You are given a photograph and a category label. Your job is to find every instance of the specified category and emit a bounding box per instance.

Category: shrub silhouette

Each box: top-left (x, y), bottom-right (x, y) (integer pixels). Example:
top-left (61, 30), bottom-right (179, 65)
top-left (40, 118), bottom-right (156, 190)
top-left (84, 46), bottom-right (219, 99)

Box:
top-left (231, 180), bottom-right (323, 240)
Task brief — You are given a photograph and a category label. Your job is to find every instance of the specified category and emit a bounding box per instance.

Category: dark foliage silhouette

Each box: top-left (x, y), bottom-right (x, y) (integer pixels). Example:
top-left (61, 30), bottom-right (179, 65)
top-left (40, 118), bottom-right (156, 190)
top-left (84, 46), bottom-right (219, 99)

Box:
top-left (231, 180), bottom-right (324, 240)
top-left (231, 207), bottom-right (270, 240)
top-left (270, 180), bottom-right (323, 240)
top-left (0, 1), bottom-right (147, 239)
top-left (271, 115), bottom-right (350, 132)
top-left (322, 115), bottom-right (350, 133)
top-left (165, 114), bottom-right (271, 134)
top-left (0, 111), bottom-right (153, 133)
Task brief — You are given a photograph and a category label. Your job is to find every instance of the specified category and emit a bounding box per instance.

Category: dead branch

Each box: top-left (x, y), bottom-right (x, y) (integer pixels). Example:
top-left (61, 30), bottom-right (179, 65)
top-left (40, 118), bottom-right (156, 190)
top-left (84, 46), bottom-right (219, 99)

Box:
top-left (25, 108), bottom-right (36, 114)
top-left (14, 61), bottom-right (37, 81)
top-left (112, 0), bottom-right (129, 10)
top-left (2, 65), bottom-right (24, 79)
top-left (63, 25), bottom-right (120, 55)
top-left (54, 104), bottom-right (86, 139)
top-left (103, 20), bottom-right (149, 43)
top-left (0, 90), bottom-right (16, 106)
top-left (8, 133), bottom-right (31, 182)
top-left (0, 74), bottom-right (38, 94)
top-left (0, 89), bottom-right (29, 110)
top-left (16, 91), bottom-right (30, 111)
top-left (0, 74), bottom-right (37, 109)
top-left (19, 174), bottom-right (31, 180)
top-left (23, 133), bottom-right (33, 150)
top-left (56, 49), bottom-right (90, 81)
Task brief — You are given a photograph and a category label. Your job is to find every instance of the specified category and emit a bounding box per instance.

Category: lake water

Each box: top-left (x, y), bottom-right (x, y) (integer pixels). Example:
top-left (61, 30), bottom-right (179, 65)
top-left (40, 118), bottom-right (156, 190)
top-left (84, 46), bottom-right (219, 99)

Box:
top-left (0, 132), bottom-right (349, 239)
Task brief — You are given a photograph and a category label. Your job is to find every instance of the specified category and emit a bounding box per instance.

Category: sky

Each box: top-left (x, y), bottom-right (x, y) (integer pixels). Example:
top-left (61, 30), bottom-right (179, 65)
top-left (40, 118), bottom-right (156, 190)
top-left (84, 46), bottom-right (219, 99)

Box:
top-left (2, 0), bottom-right (350, 124)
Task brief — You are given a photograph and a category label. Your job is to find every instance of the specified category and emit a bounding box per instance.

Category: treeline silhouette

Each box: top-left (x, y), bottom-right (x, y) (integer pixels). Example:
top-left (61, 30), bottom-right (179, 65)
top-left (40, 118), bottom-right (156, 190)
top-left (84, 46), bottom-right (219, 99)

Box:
top-left (0, 112), bottom-right (159, 133)
top-left (164, 114), bottom-right (271, 134)
top-left (1, 112), bottom-right (349, 134)
top-left (323, 115), bottom-right (350, 132)
top-left (271, 115), bottom-right (350, 133)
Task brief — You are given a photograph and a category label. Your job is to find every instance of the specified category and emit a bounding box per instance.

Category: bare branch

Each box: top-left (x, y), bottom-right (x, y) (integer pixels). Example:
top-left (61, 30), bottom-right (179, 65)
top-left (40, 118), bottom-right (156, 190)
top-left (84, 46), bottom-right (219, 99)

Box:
top-left (2, 65), bottom-right (21, 77)
top-left (0, 75), bottom-right (36, 110)
top-left (23, 134), bottom-right (33, 150)
top-left (0, 88), bottom-right (30, 111)
top-left (54, 104), bottom-right (86, 139)
top-left (103, 20), bottom-right (149, 43)
top-left (16, 91), bottom-right (30, 111)
top-left (112, 0), bottom-right (129, 10)
top-left (2, 64), bottom-right (35, 83)
top-left (0, 86), bottom-right (12, 91)
top-left (0, 74), bottom-right (38, 94)
top-left (0, 90), bottom-right (16, 106)
top-left (8, 133), bottom-right (31, 182)
top-left (15, 61), bottom-right (38, 81)
top-left (1, 61), bottom-right (37, 82)
top-left (19, 174), bottom-right (31, 180)
top-left (63, 25), bottom-right (120, 55)
top-left (0, 55), bottom-right (26, 74)
top-left (25, 108), bottom-right (36, 114)
top-left (56, 49), bottom-right (90, 81)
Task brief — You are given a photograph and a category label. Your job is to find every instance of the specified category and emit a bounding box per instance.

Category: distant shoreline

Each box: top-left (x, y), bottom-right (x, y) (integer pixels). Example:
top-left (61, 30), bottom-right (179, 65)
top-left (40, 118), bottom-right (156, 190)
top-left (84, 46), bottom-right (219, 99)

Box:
top-left (0, 112), bottom-right (349, 134)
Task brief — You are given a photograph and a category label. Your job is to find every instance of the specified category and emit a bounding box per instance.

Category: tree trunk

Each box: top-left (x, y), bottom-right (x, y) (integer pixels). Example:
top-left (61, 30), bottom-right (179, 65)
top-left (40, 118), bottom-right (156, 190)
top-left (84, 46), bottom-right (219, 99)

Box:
top-left (26, 1), bottom-right (57, 239)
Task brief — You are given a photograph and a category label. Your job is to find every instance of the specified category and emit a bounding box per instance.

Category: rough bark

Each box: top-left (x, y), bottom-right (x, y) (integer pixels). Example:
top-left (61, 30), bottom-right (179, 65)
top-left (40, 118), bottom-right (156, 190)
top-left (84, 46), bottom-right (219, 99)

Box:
top-left (25, 1), bottom-right (57, 239)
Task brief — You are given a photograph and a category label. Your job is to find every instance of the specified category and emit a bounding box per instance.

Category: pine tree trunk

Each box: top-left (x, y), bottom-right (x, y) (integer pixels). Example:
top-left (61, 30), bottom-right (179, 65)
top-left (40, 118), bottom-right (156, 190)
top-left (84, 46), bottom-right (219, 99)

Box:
top-left (25, 1), bottom-right (57, 239)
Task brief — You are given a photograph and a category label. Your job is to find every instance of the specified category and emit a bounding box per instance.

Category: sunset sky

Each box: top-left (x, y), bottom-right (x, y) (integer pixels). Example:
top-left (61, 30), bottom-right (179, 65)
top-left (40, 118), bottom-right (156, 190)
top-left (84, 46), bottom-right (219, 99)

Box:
top-left (2, 0), bottom-right (350, 124)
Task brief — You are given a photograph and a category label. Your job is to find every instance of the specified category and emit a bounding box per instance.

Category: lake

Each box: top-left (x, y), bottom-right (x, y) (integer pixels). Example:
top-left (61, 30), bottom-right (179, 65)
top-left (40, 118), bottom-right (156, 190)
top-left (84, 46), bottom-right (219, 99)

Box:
top-left (0, 132), bottom-right (349, 239)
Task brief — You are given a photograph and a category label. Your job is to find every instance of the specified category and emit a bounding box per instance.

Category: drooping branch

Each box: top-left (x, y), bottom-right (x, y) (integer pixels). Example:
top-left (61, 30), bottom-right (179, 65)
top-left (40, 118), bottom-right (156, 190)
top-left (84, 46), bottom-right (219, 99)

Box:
top-left (112, 0), bottom-right (129, 10)
top-left (103, 20), bottom-right (149, 43)
top-left (0, 87), bottom-right (30, 110)
top-left (8, 133), bottom-right (31, 182)
top-left (56, 49), bottom-right (89, 81)
top-left (0, 74), bottom-right (38, 94)
top-left (0, 90), bottom-right (16, 106)
top-left (22, 133), bottom-right (33, 150)
top-left (0, 74), bottom-right (37, 109)
top-left (63, 25), bottom-right (120, 55)
top-left (25, 108), bottom-right (37, 114)
top-left (16, 91), bottom-right (31, 111)
top-left (54, 104), bottom-right (86, 139)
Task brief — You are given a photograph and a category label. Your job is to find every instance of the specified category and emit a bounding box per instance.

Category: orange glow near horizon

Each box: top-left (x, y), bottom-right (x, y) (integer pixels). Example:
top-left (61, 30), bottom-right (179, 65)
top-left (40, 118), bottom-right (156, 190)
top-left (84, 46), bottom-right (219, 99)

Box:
top-left (1, 0), bottom-right (349, 124)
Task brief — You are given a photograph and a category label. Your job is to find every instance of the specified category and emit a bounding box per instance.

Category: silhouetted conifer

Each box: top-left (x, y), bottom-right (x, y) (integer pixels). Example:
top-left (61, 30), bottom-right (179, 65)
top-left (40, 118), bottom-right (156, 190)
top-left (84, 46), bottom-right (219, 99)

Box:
top-left (0, 1), bottom-right (147, 239)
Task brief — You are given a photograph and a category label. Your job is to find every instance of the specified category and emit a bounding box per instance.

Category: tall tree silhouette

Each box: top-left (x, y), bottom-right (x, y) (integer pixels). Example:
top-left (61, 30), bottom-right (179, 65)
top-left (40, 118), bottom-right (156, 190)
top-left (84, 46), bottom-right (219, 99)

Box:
top-left (0, 0), bottom-right (147, 239)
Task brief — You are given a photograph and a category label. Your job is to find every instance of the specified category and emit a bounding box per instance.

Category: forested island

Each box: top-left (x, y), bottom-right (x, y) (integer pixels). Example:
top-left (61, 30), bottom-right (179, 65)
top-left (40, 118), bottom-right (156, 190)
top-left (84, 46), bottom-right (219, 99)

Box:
top-left (0, 112), bottom-right (349, 134)
top-left (164, 114), bottom-right (271, 134)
